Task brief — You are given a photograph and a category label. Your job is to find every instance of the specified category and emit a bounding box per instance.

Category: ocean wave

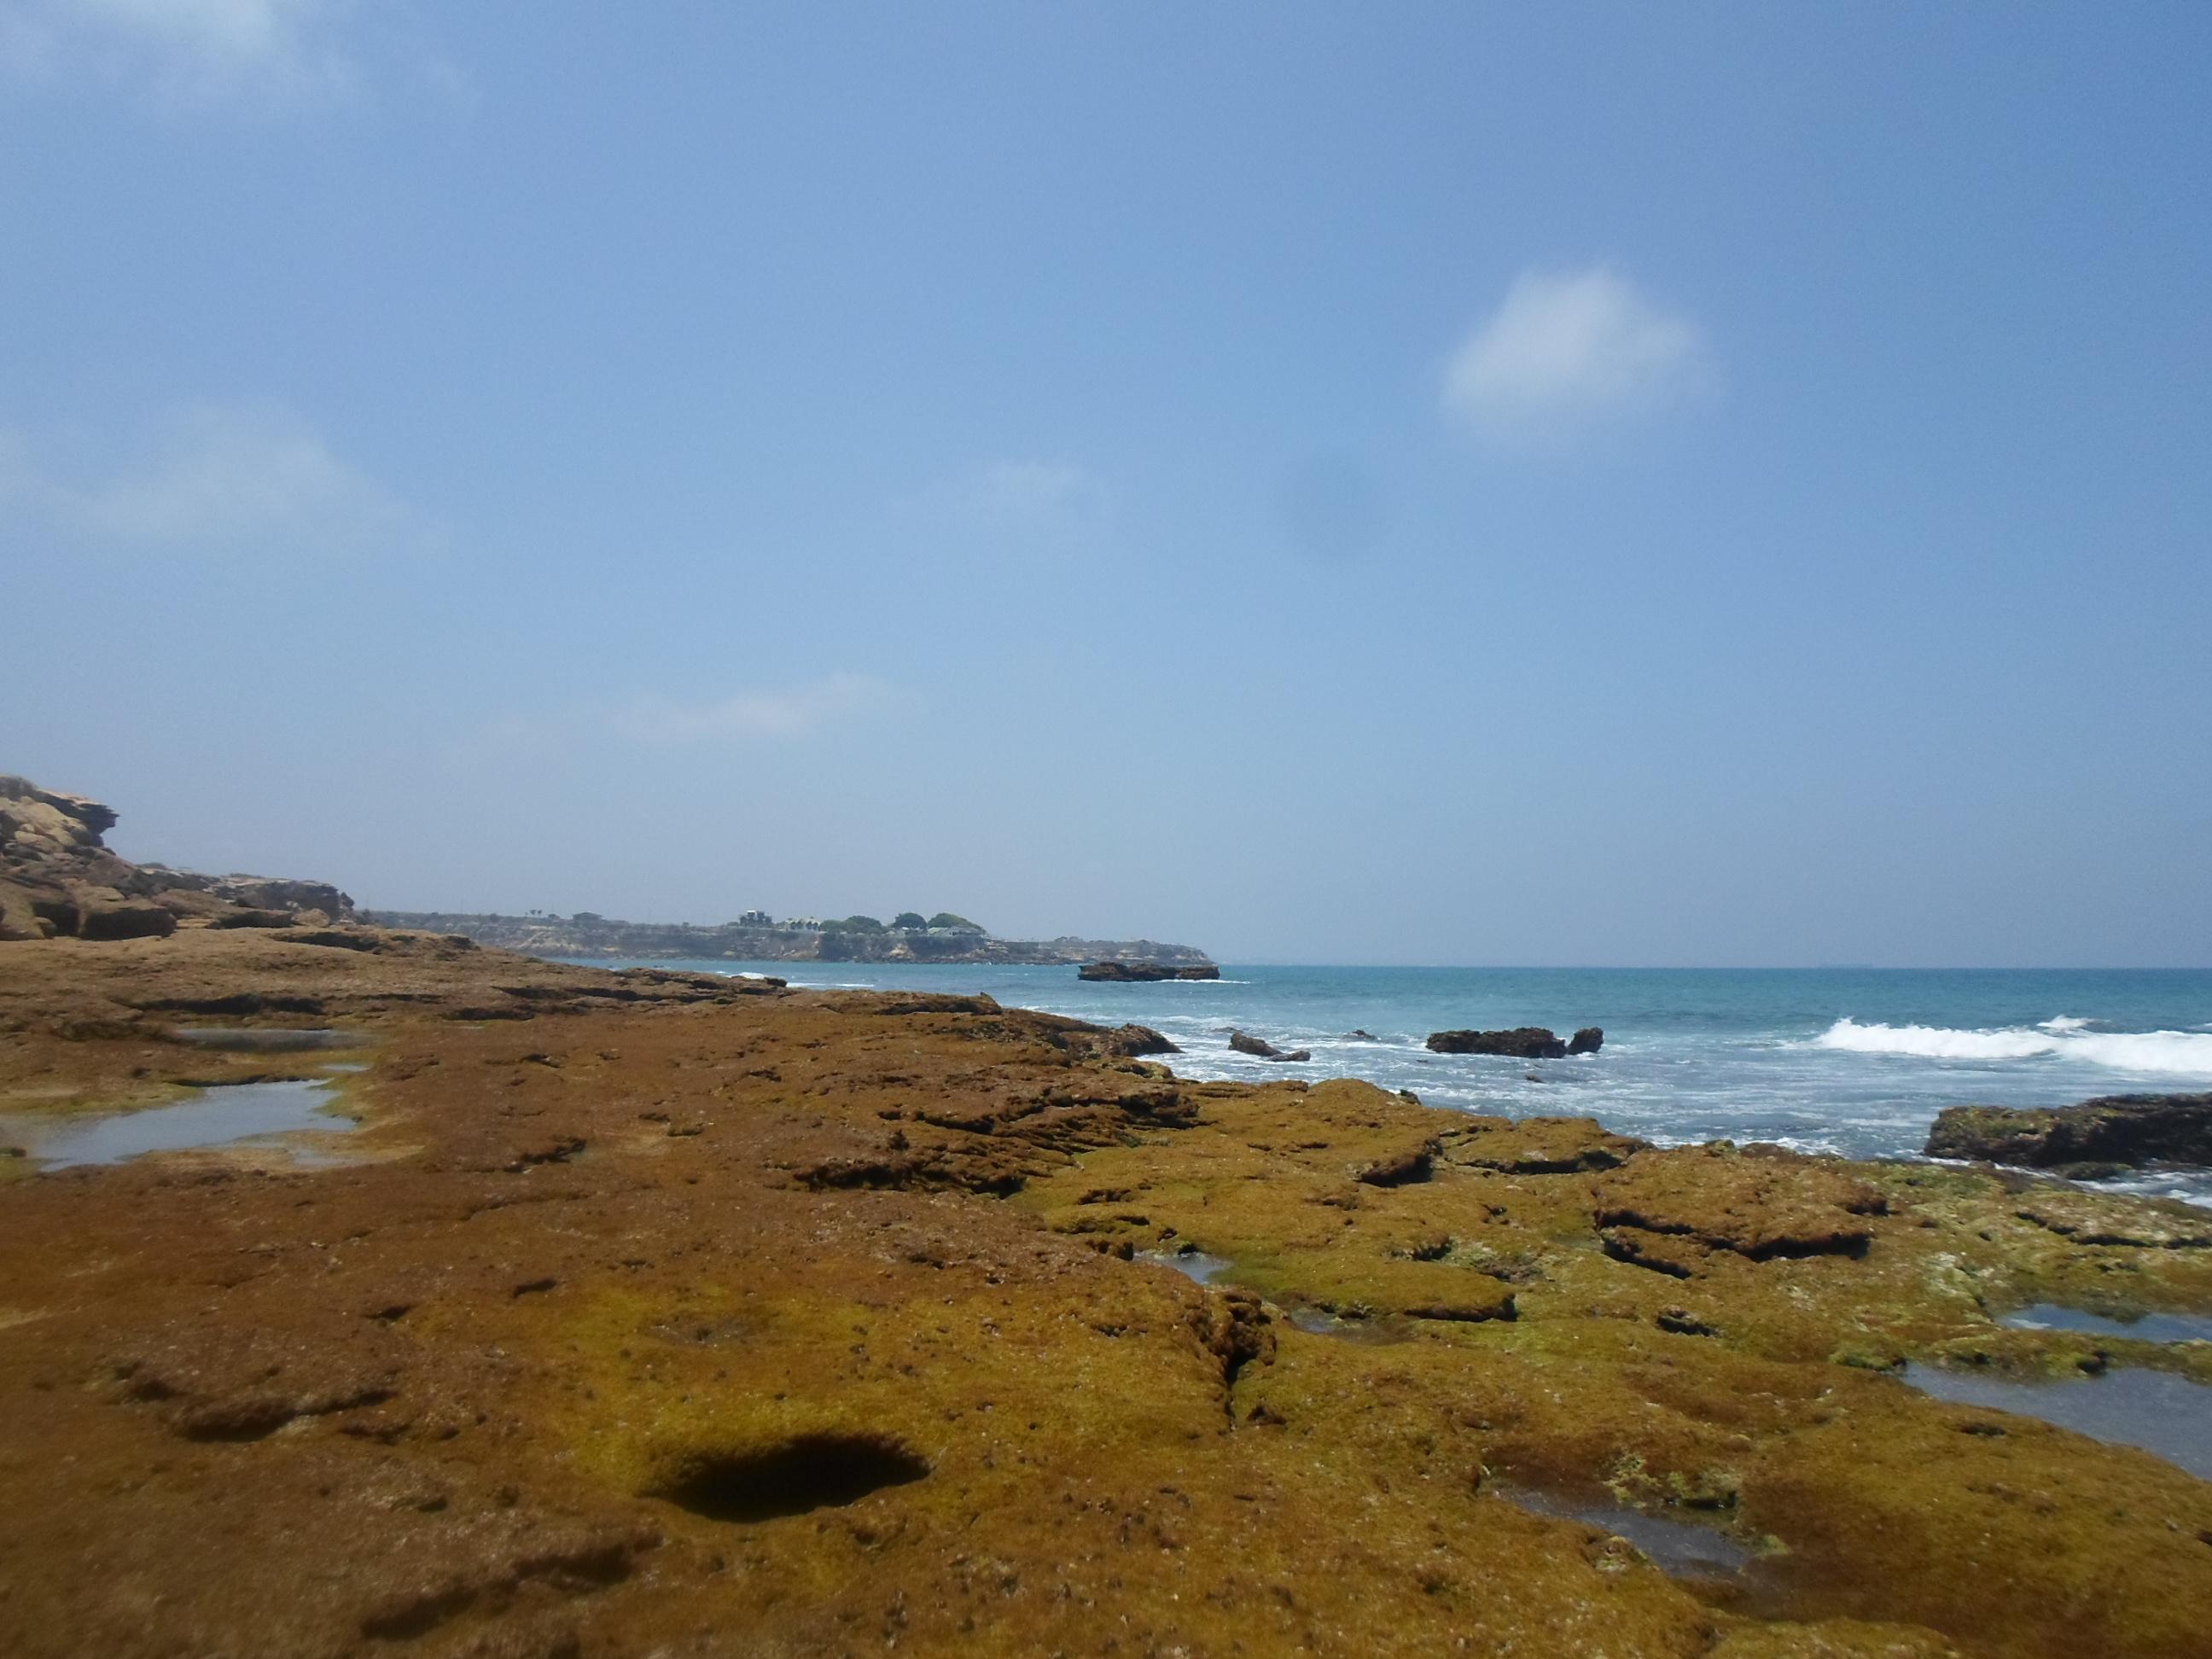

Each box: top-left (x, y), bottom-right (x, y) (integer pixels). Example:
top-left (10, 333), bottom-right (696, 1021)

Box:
top-left (1814, 1017), bottom-right (2212, 1075)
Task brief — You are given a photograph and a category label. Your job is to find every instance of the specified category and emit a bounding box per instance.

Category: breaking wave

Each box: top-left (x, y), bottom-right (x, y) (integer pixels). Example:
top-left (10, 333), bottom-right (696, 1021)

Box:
top-left (1814, 1017), bottom-right (2212, 1075)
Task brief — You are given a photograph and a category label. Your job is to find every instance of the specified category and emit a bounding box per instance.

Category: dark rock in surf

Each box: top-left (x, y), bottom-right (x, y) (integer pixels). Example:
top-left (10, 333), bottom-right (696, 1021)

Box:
top-left (1079, 961), bottom-right (1221, 982)
top-left (1568, 1027), bottom-right (1604, 1055)
top-left (1426, 1027), bottom-right (1568, 1060)
top-left (1097, 1023), bottom-right (1179, 1057)
top-left (1226, 1030), bottom-right (1310, 1062)
top-left (1925, 1093), bottom-right (2212, 1173)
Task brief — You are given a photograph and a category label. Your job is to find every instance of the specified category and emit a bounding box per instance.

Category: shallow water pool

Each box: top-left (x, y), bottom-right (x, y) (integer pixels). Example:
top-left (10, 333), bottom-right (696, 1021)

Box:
top-left (1901, 1362), bottom-right (2212, 1479)
top-left (1494, 1485), bottom-right (1754, 1577)
top-left (2000, 1304), bottom-right (2212, 1345)
top-left (1, 1079), bottom-right (357, 1170)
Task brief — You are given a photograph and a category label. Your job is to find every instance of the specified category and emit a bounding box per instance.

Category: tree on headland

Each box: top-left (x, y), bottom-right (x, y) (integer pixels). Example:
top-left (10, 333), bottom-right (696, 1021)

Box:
top-left (892, 912), bottom-right (928, 931)
top-left (823, 914), bottom-right (886, 934)
top-left (928, 912), bottom-right (983, 933)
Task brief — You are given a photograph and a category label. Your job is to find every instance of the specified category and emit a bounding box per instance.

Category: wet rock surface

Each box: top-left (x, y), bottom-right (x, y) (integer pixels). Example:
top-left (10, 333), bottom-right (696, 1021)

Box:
top-left (1426, 1025), bottom-right (1571, 1058)
top-left (1228, 1028), bottom-right (1309, 1062)
top-left (1078, 959), bottom-right (1221, 981)
top-left (1927, 1092), bottom-right (2212, 1173)
top-left (1, 928), bottom-right (2209, 1656)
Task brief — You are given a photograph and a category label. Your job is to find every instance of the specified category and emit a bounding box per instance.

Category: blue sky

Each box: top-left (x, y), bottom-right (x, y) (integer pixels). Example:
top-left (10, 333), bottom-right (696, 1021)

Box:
top-left (3, 3), bottom-right (2208, 966)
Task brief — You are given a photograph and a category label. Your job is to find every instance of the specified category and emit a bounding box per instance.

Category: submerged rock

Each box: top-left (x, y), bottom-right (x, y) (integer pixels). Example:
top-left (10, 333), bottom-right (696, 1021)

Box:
top-left (1426, 1026), bottom-right (1569, 1059)
top-left (1925, 1093), bottom-right (2212, 1173)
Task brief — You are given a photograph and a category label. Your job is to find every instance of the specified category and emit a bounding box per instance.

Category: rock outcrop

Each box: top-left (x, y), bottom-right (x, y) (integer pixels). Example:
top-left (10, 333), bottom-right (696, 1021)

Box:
top-left (1078, 960), bottom-right (1221, 982)
top-left (1227, 1029), bottom-right (1309, 1062)
top-left (1426, 1026), bottom-right (1569, 1059)
top-left (1926, 1093), bottom-right (2212, 1174)
top-left (1, 775), bottom-right (351, 943)
top-left (1568, 1026), bottom-right (1604, 1054)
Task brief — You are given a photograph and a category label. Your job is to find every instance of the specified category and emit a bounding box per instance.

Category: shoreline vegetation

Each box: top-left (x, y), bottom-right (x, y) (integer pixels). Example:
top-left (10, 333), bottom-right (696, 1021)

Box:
top-left (4, 777), bottom-right (2212, 1656)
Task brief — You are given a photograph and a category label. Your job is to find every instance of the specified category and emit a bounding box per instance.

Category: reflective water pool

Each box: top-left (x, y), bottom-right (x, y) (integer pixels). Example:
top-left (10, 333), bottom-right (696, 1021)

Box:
top-left (2000, 1303), bottom-right (2212, 1345)
top-left (1495, 1485), bottom-right (1754, 1577)
top-left (1901, 1363), bottom-right (2212, 1479)
top-left (0, 1080), bottom-right (358, 1170)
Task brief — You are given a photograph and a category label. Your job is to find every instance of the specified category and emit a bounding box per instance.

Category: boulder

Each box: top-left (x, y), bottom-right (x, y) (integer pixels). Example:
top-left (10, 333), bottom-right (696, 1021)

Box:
top-left (1925, 1094), bottom-right (2212, 1173)
top-left (1425, 1027), bottom-right (1568, 1060)
top-left (1228, 1029), bottom-right (1282, 1058)
top-left (1567, 1027), bottom-right (1604, 1055)
top-left (1097, 1023), bottom-right (1179, 1057)
top-left (75, 894), bottom-right (178, 941)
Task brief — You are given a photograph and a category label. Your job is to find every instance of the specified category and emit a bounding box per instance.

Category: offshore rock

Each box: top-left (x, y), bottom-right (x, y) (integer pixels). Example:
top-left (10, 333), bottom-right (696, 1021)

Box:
top-left (1927, 1093), bottom-right (2212, 1173)
top-left (1079, 960), bottom-right (1221, 982)
top-left (1426, 1026), bottom-right (1569, 1059)
top-left (1568, 1026), bottom-right (1604, 1055)
top-left (1228, 1029), bottom-right (1308, 1062)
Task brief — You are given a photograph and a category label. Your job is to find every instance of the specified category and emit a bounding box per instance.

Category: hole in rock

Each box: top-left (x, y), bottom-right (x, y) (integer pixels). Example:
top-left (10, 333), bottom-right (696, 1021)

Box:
top-left (654, 1434), bottom-right (929, 1523)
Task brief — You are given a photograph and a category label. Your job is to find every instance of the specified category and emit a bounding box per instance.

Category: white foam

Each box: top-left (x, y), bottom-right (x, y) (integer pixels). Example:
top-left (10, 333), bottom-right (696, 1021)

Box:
top-left (1813, 1017), bottom-right (2212, 1075)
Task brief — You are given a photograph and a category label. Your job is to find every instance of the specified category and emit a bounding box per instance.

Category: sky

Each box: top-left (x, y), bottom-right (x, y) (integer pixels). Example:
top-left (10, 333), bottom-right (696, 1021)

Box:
top-left (3, 3), bottom-right (2209, 968)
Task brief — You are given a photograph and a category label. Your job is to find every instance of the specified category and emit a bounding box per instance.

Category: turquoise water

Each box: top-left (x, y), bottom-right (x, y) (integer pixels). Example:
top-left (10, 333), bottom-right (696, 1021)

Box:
top-left (575, 963), bottom-right (2212, 1203)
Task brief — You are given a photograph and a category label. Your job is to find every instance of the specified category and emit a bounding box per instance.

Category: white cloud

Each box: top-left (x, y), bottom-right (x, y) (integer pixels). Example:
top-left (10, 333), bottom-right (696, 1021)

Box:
top-left (905, 458), bottom-right (1109, 539)
top-left (1442, 266), bottom-right (1708, 439)
top-left (969, 459), bottom-right (1103, 521)
top-left (0, 0), bottom-right (445, 105)
top-left (607, 675), bottom-right (889, 746)
top-left (0, 403), bottom-right (415, 554)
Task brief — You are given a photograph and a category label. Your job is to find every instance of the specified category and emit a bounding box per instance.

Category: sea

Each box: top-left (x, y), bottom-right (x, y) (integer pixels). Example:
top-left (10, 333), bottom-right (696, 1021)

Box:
top-left (571, 963), bottom-right (2212, 1208)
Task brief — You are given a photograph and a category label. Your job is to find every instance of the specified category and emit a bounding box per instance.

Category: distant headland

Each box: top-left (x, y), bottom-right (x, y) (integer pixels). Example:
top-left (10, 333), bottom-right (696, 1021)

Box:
top-left (358, 906), bottom-right (1215, 968)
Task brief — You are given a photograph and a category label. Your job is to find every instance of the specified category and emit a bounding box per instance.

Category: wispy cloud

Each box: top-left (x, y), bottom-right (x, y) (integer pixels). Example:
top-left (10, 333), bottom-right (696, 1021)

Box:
top-left (0, 403), bottom-right (416, 555)
top-left (968, 459), bottom-right (1104, 522)
top-left (0, 0), bottom-right (447, 106)
top-left (606, 675), bottom-right (890, 746)
top-left (1442, 266), bottom-right (1708, 441)
top-left (446, 677), bottom-right (894, 767)
top-left (906, 458), bottom-right (1109, 541)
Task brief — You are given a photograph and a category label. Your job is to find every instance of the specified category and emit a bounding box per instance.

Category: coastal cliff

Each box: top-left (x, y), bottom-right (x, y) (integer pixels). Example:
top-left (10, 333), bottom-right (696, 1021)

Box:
top-left (1, 775), bottom-right (352, 943)
top-left (360, 908), bottom-right (1214, 968)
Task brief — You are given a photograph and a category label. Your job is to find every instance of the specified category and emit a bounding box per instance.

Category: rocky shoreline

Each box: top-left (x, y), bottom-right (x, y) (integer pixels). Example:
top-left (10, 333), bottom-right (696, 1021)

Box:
top-left (362, 909), bottom-right (1216, 969)
top-left (3, 781), bottom-right (2211, 1657)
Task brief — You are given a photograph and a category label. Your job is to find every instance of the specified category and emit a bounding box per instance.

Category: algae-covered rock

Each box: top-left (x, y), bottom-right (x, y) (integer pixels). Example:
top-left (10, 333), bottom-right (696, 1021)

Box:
top-left (3, 916), bottom-right (2212, 1658)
